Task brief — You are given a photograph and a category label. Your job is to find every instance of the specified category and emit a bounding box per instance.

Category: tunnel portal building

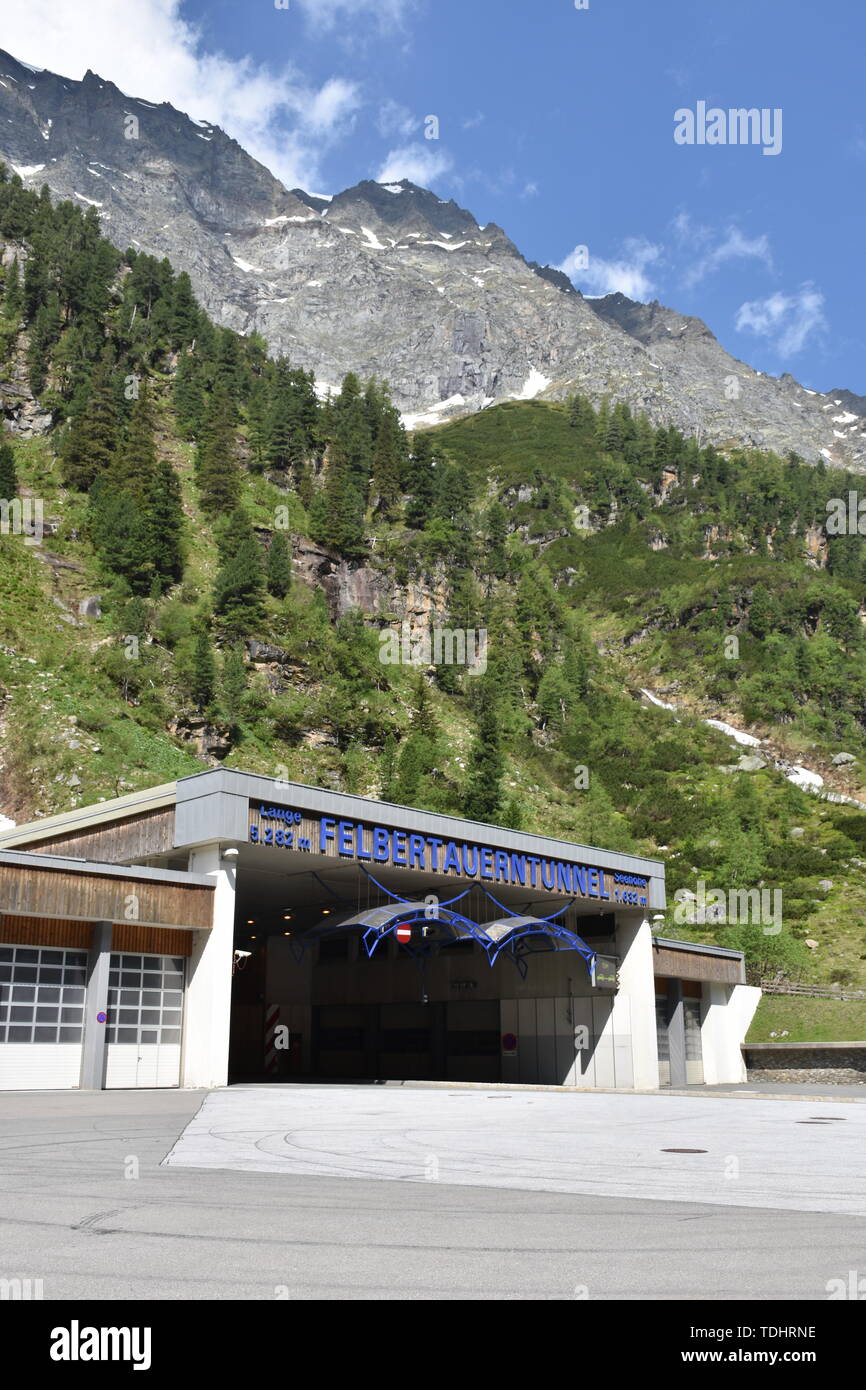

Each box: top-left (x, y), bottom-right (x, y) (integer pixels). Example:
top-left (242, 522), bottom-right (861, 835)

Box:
top-left (0, 769), bottom-right (760, 1091)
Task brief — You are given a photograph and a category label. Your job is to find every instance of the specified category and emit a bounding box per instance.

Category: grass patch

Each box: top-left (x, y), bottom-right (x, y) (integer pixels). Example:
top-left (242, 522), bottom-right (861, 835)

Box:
top-left (748, 995), bottom-right (866, 1043)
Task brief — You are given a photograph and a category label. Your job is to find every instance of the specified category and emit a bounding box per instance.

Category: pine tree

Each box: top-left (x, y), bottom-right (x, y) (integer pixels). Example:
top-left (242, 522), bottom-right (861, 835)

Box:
top-left (26, 291), bottom-right (62, 393)
top-left (463, 694), bottom-right (505, 823)
top-left (88, 381), bottom-right (183, 591)
top-left (0, 442), bottom-right (17, 499)
top-left (213, 518), bottom-right (265, 633)
top-left (327, 372), bottom-right (374, 500)
top-left (88, 485), bottom-right (152, 592)
top-left (197, 382), bottom-right (242, 516)
top-left (171, 272), bottom-right (200, 350)
top-left (173, 352), bottom-right (204, 440)
top-left (247, 380), bottom-right (270, 470)
top-left (143, 454), bottom-right (184, 591)
top-left (371, 406), bottom-right (405, 518)
top-left (2, 256), bottom-right (22, 321)
top-left (483, 501), bottom-right (509, 581)
top-left (220, 646), bottom-right (247, 725)
top-left (60, 346), bottom-right (118, 491)
top-left (113, 382), bottom-right (159, 502)
top-left (405, 432), bottom-right (436, 528)
top-left (393, 733), bottom-right (432, 804)
top-left (568, 393), bottom-right (595, 430)
top-left (308, 447), bottom-right (366, 556)
top-left (23, 246), bottom-right (49, 320)
top-left (190, 625), bottom-right (216, 713)
top-left (410, 672), bottom-right (437, 740)
top-left (266, 531), bottom-right (292, 598)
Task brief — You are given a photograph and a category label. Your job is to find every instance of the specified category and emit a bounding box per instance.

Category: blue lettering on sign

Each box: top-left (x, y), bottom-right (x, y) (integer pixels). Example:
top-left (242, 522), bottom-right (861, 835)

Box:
top-left (260, 804), bottom-right (302, 825)
top-left (443, 842), bottom-right (461, 874)
top-left (337, 821), bottom-right (354, 857)
top-left (249, 803), bottom-right (622, 897)
top-left (373, 827), bottom-right (390, 863)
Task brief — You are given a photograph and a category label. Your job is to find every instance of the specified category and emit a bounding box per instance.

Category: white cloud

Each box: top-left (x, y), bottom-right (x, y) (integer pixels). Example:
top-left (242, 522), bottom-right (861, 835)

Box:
top-left (0, 0), bottom-right (362, 189)
top-left (735, 285), bottom-right (827, 357)
top-left (676, 216), bottom-right (773, 287)
top-left (304, 78), bottom-right (360, 134)
top-left (559, 237), bottom-right (662, 299)
top-left (295, 0), bottom-right (417, 32)
top-left (375, 142), bottom-right (454, 186)
top-left (376, 100), bottom-right (419, 140)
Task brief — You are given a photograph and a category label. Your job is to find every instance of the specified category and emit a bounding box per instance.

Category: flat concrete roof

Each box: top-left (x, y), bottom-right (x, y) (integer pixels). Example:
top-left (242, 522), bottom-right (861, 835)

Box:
top-left (0, 770), bottom-right (666, 911)
top-left (176, 768), bottom-right (665, 878)
top-left (0, 782), bottom-right (177, 850)
top-left (0, 848), bottom-right (213, 889)
top-left (652, 935), bottom-right (745, 963)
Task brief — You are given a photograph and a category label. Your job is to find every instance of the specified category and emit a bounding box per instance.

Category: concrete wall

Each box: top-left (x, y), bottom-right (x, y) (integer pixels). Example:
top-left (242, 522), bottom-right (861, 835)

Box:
top-left (616, 915), bottom-right (659, 1090)
top-left (701, 983), bottom-right (762, 1085)
top-left (499, 994), bottom-right (633, 1087)
top-left (182, 845), bottom-right (236, 1088)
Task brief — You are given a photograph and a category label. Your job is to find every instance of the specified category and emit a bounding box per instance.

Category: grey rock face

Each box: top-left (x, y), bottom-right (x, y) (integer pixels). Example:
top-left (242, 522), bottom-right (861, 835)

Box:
top-left (0, 49), bottom-right (863, 468)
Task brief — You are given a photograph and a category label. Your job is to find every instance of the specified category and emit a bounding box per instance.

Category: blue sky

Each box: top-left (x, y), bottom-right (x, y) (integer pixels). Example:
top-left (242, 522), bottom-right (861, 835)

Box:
top-left (6, 0), bottom-right (865, 392)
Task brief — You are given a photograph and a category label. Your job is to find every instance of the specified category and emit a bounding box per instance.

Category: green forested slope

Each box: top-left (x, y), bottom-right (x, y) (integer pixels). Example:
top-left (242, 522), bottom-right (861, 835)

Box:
top-left (1, 164), bottom-right (866, 1020)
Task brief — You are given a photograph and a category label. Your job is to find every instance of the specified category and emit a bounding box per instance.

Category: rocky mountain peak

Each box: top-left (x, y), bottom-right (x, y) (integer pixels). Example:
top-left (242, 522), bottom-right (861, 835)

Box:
top-left (0, 46), bottom-right (863, 468)
top-left (589, 292), bottom-right (717, 347)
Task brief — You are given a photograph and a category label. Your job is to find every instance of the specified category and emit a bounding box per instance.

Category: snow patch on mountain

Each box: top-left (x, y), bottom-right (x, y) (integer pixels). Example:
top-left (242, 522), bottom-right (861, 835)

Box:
top-left (513, 368), bottom-right (551, 400)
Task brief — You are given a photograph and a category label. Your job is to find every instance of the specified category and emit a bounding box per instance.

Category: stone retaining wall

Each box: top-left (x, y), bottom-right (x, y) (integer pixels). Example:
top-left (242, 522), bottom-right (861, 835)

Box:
top-left (743, 1043), bottom-right (866, 1085)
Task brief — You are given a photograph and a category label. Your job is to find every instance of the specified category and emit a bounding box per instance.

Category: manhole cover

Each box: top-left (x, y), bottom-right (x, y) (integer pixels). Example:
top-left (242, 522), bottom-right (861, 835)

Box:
top-left (661, 1148), bottom-right (707, 1154)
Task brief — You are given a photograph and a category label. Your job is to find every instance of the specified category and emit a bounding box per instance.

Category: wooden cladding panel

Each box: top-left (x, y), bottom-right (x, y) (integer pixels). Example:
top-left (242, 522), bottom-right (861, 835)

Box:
top-left (112, 923), bottom-right (193, 956)
top-left (0, 916), bottom-right (91, 948)
top-left (0, 863), bottom-right (213, 930)
top-left (652, 947), bottom-right (742, 984)
top-left (21, 808), bottom-right (176, 864)
top-left (0, 916), bottom-right (194, 955)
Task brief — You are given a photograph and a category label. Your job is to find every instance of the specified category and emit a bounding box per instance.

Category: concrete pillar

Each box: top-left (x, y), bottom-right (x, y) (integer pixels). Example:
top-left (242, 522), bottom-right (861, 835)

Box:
top-left (702, 982), bottom-right (761, 1084)
top-left (667, 980), bottom-right (687, 1087)
top-left (614, 914), bottom-right (660, 1090)
top-left (182, 844), bottom-right (237, 1088)
top-left (80, 921), bottom-right (112, 1090)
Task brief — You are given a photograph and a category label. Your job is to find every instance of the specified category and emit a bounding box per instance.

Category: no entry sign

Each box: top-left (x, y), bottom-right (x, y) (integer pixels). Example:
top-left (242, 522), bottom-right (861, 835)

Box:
top-left (395, 923), bottom-right (412, 944)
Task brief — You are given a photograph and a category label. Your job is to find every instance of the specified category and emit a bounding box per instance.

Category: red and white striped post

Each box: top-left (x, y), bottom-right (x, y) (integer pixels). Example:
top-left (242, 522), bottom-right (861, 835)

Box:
top-left (264, 1003), bottom-right (281, 1078)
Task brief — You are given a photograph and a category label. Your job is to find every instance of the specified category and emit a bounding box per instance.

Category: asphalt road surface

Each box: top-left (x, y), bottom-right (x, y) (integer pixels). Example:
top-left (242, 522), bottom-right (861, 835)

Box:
top-left (1, 1085), bottom-right (864, 1300)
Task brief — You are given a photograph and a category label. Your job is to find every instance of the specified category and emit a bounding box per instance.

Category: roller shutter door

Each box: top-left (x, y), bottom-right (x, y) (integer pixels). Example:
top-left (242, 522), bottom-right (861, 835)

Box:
top-left (0, 944), bottom-right (87, 1090)
top-left (104, 952), bottom-right (185, 1089)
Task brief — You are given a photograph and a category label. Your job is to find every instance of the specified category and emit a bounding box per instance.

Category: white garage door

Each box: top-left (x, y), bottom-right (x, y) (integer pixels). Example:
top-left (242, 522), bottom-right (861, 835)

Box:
top-left (104, 952), bottom-right (185, 1089)
top-left (0, 944), bottom-right (88, 1090)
